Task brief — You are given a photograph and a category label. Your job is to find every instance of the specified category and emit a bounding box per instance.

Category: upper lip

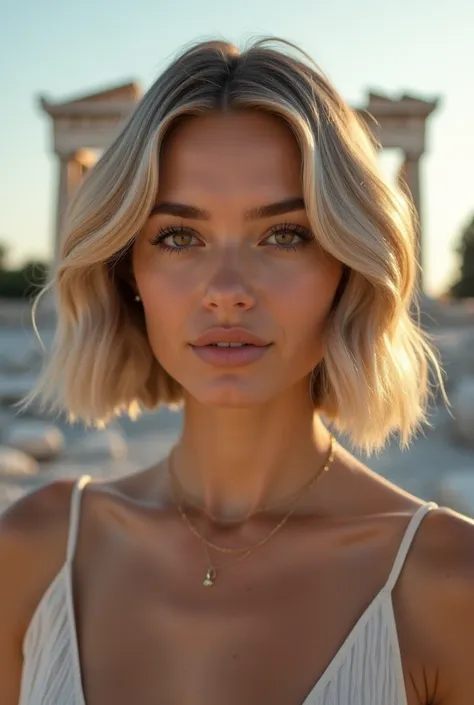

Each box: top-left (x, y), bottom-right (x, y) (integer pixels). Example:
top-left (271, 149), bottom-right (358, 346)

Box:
top-left (190, 327), bottom-right (271, 347)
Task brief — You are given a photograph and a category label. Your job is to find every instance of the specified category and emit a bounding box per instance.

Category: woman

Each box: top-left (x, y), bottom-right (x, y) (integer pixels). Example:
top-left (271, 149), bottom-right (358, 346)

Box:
top-left (1, 37), bottom-right (473, 705)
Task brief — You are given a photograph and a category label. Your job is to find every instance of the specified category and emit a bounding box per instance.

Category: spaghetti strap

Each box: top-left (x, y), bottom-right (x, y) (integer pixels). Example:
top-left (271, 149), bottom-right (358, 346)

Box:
top-left (384, 501), bottom-right (438, 593)
top-left (65, 475), bottom-right (92, 564)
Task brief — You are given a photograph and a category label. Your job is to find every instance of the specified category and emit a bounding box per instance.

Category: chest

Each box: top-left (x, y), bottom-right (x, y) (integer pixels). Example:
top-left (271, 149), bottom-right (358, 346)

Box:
top-left (77, 564), bottom-right (315, 703)
top-left (62, 505), bottom-right (431, 705)
top-left (73, 536), bottom-right (399, 705)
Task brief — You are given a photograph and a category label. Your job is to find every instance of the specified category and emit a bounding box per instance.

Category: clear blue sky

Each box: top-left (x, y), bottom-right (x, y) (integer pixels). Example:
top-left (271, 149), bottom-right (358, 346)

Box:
top-left (2, 0), bottom-right (473, 295)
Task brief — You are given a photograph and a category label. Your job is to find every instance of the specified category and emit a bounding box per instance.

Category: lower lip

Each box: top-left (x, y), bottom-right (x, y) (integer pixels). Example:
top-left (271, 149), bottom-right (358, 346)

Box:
top-left (190, 344), bottom-right (272, 367)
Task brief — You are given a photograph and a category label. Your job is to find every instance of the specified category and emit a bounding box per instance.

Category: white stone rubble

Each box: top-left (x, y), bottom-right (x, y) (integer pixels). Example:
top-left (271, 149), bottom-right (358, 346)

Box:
top-left (3, 421), bottom-right (65, 461)
top-left (0, 446), bottom-right (39, 477)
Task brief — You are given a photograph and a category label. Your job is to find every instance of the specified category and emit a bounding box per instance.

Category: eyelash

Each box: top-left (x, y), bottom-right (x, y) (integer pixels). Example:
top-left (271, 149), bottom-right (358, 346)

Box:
top-left (148, 223), bottom-right (314, 254)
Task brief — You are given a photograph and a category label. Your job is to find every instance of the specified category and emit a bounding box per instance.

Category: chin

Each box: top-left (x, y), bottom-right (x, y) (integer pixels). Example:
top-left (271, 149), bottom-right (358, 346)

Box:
top-left (187, 378), bottom-right (272, 408)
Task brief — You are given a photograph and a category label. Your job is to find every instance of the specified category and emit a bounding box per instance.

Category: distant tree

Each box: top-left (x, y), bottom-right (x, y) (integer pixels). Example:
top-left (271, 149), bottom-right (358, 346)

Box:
top-left (0, 241), bottom-right (9, 270)
top-left (0, 258), bottom-right (49, 299)
top-left (450, 215), bottom-right (474, 299)
top-left (20, 259), bottom-right (49, 291)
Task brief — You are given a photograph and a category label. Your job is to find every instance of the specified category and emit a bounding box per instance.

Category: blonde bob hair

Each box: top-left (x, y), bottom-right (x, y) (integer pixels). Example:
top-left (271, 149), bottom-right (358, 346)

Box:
top-left (22, 37), bottom-right (444, 454)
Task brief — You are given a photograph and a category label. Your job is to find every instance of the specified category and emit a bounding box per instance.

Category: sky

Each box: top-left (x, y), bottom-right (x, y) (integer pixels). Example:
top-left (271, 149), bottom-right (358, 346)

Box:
top-left (1, 0), bottom-right (473, 296)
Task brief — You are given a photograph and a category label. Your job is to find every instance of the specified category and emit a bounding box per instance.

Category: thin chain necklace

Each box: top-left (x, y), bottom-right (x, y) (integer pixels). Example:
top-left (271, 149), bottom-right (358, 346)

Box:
top-left (169, 437), bottom-right (334, 555)
top-left (200, 542), bottom-right (255, 586)
top-left (167, 436), bottom-right (335, 586)
top-left (170, 441), bottom-right (334, 524)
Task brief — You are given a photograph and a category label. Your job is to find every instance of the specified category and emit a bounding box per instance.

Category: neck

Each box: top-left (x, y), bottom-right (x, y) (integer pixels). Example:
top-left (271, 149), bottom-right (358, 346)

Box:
top-left (168, 385), bottom-right (332, 523)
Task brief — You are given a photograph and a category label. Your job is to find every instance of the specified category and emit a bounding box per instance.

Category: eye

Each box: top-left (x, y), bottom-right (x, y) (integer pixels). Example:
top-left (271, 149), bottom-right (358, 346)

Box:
top-left (148, 226), bottom-right (201, 253)
top-left (264, 223), bottom-right (314, 251)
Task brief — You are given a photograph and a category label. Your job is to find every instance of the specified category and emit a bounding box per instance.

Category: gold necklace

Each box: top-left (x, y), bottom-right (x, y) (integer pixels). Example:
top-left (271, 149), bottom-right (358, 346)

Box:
top-left (170, 440), bottom-right (334, 524)
top-left (167, 436), bottom-right (335, 586)
top-left (200, 542), bottom-right (255, 587)
top-left (169, 436), bottom-right (334, 555)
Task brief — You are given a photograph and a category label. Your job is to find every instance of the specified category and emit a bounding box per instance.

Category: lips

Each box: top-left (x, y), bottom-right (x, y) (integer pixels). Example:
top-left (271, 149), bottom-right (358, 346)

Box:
top-left (190, 341), bottom-right (271, 368)
top-left (190, 327), bottom-right (271, 348)
top-left (189, 327), bottom-right (273, 368)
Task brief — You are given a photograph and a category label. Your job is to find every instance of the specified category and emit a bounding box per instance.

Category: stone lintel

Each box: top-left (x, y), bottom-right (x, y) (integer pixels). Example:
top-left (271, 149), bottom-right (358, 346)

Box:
top-left (40, 100), bottom-right (136, 119)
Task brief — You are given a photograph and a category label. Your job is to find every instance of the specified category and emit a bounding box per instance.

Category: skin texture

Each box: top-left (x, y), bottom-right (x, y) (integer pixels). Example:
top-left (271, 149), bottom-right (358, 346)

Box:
top-left (1, 110), bottom-right (474, 705)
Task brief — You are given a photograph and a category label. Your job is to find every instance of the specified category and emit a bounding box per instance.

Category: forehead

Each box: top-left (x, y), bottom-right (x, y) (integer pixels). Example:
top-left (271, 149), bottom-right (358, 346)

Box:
top-left (157, 111), bottom-right (303, 199)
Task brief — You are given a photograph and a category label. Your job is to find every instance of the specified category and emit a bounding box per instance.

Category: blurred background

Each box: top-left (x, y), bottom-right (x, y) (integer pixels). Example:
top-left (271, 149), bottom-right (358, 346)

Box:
top-left (0, 0), bottom-right (473, 513)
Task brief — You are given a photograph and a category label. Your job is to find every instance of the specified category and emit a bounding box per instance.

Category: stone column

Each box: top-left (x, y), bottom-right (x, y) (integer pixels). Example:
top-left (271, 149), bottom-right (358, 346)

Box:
top-left (397, 152), bottom-right (423, 288)
top-left (54, 152), bottom-right (88, 259)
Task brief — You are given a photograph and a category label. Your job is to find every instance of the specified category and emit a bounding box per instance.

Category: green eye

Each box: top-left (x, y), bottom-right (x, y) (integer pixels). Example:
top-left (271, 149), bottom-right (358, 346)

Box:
top-left (269, 231), bottom-right (301, 246)
top-left (170, 233), bottom-right (194, 247)
top-left (265, 223), bottom-right (314, 250)
top-left (148, 227), bottom-right (200, 253)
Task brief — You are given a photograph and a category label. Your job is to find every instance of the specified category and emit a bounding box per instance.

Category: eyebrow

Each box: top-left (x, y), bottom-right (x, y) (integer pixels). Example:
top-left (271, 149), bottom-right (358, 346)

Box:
top-left (150, 197), bottom-right (306, 221)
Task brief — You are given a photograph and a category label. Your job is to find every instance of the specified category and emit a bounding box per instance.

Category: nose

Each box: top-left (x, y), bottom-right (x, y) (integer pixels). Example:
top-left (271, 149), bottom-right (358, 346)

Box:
top-left (202, 264), bottom-right (256, 313)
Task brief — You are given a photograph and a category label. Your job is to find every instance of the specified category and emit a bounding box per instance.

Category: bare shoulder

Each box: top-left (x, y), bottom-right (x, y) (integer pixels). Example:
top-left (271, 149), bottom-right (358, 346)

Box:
top-left (0, 475), bottom-right (126, 635)
top-left (402, 504), bottom-right (474, 705)
top-left (415, 504), bottom-right (474, 608)
top-left (0, 478), bottom-right (86, 704)
top-left (0, 479), bottom-right (79, 635)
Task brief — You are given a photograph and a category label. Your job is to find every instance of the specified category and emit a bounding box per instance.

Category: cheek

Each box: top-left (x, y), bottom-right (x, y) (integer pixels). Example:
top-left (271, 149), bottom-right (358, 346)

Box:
top-left (142, 278), bottom-right (186, 334)
top-left (133, 262), bottom-right (189, 352)
top-left (269, 262), bottom-right (340, 338)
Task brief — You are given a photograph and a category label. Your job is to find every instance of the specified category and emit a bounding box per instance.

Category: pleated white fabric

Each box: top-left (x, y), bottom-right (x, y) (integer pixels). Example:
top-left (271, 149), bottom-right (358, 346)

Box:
top-left (18, 474), bottom-right (438, 705)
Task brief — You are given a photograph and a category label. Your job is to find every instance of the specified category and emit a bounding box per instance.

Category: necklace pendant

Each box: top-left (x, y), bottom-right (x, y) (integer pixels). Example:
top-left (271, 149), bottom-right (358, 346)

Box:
top-left (203, 567), bottom-right (216, 586)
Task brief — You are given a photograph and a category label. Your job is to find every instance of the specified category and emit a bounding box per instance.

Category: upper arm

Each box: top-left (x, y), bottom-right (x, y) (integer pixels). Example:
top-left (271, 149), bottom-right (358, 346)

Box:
top-left (0, 480), bottom-right (76, 705)
top-left (412, 506), bottom-right (474, 705)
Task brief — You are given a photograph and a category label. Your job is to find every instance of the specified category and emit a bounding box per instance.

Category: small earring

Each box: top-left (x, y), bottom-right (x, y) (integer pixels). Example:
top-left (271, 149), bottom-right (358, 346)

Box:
top-left (135, 294), bottom-right (141, 302)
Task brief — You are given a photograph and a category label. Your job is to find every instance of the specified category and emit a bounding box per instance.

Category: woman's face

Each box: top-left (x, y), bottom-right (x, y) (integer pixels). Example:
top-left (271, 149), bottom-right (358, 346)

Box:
top-left (132, 110), bottom-right (343, 408)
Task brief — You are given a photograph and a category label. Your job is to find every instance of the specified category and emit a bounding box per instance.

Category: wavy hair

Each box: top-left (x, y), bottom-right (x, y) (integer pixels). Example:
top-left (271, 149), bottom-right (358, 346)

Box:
top-left (19, 37), bottom-right (445, 454)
